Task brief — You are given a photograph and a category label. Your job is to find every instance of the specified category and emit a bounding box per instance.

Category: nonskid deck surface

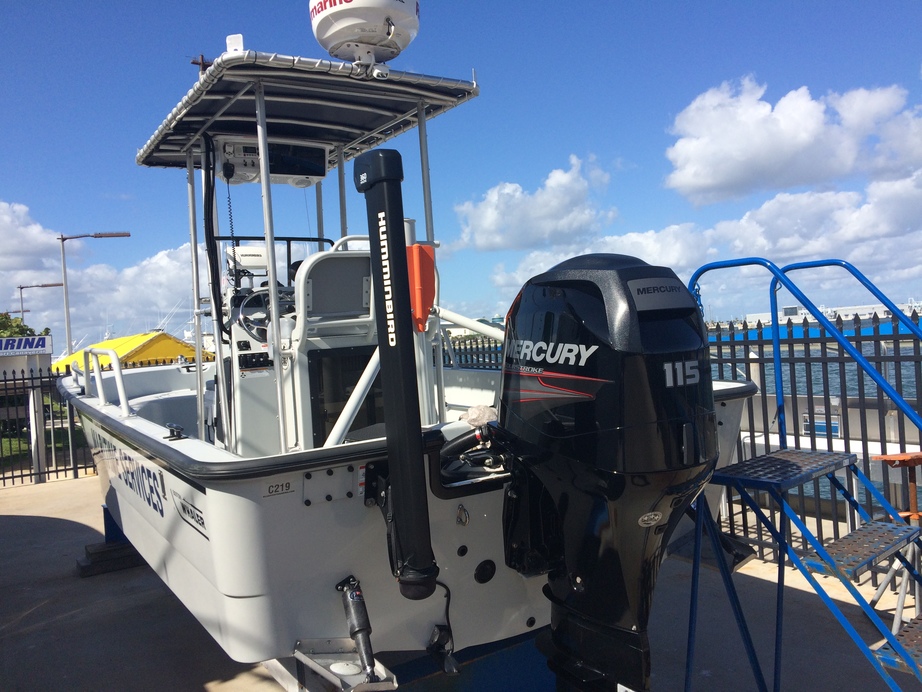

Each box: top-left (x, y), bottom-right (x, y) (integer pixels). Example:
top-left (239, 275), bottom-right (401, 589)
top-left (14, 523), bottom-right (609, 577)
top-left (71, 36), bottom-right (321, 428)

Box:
top-left (2, 476), bottom-right (918, 691)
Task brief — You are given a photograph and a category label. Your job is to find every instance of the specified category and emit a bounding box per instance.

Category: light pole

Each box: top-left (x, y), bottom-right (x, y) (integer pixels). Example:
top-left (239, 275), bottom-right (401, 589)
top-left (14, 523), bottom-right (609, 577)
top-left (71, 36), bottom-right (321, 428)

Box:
top-left (17, 283), bottom-right (64, 323)
top-left (59, 232), bottom-right (131, 356)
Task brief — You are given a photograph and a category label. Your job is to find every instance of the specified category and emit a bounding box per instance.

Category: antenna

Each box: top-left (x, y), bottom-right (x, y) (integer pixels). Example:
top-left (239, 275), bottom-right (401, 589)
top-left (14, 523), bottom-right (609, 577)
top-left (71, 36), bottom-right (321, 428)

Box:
top-left (309, 0), bottom-right (419, 64)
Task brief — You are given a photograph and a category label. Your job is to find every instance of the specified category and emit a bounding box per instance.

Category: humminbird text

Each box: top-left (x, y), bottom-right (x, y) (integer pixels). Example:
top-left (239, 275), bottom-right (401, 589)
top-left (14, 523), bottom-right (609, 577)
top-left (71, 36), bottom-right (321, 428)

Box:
top-left (378, 211), bottom-right (397, 346)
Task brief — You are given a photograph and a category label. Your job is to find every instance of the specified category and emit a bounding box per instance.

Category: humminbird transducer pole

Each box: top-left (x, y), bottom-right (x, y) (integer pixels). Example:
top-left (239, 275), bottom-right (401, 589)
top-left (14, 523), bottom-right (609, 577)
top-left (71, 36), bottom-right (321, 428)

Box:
top-left (354, 149), bottom-right (439, 600)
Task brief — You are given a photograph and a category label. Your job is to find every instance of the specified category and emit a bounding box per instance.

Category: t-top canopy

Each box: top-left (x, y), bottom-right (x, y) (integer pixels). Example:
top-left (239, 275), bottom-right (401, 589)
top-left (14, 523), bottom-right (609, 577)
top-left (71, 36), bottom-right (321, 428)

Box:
top-left (136, 50), bottom-right (479, 172)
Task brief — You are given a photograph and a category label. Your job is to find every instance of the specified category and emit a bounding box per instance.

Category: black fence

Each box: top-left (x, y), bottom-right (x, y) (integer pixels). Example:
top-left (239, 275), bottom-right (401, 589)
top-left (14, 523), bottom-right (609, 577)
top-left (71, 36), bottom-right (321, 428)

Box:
top-left (442, 336), bottom-right (503, 369)
top-left (710, 313), bottom-right (922, 449)
top-left (708, 313), bottom-right (922, 562)
top-left (0, 368), bottom-right (93, 487)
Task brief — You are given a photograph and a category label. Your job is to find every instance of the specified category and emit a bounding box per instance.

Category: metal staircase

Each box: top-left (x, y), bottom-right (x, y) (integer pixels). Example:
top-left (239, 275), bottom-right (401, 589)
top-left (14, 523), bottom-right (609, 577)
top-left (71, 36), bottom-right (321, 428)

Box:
top-left (705, 448), bottom-right (922, 690)
top-left (686, 258), bottom-right (922, 691)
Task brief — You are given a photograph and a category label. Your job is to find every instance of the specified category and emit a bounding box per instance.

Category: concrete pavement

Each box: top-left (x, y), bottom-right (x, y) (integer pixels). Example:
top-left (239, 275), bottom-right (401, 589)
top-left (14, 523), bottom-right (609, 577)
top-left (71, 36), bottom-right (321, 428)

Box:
top-left (0, 476), bottom-right (278, 691)
top-left (1, 474), bottom-right (919, 690)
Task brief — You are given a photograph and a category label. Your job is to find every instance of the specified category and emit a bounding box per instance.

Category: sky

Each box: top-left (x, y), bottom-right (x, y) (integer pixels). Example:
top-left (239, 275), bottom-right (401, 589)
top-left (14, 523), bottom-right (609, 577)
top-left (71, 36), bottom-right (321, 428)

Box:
top-left (3, 2), bottom-right (922, 353)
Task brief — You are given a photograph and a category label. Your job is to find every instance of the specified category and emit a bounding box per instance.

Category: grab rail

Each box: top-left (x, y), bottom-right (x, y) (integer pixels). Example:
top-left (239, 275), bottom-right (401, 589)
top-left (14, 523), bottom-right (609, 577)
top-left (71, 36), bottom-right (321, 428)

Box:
top-left (322, 305), bottom-right (504, 445)
top-left (778, 259), bottom-right (922, 342)
top-left (80, 347), bottom-right (133, 417)
top-left (331, 235), bottom-right (371, 252)
top-left (434, 305), bottom-right (505, 342)
top-left (689, 257), bottom-right (922, 443)
top-left (322, 348), bottom-right (381, 448)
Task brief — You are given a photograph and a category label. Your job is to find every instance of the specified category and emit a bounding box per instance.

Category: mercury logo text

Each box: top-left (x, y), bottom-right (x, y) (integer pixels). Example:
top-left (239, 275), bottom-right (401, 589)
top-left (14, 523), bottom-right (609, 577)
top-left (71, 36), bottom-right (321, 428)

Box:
top-left (635, 285), bottom-right (682, 295)
top-left (508, 340), bottom-right (598, 367)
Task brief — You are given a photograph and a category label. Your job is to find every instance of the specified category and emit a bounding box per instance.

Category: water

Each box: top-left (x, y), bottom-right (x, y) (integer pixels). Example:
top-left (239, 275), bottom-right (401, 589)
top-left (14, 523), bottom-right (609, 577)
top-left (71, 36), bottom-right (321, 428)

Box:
top-left (710, 339), bottom-right (920, 400)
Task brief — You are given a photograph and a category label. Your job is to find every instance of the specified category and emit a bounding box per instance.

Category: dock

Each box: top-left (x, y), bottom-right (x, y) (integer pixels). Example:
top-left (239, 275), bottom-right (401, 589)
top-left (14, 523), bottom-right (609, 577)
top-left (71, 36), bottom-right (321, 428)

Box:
top-left (2, 476), bottom-right (919, 690)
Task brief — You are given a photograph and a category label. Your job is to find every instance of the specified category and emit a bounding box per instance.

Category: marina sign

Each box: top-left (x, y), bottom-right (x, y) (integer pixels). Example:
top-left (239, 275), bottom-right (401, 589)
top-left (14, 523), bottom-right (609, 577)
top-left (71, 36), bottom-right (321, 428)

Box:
top-left (0, 335), bottom-right (53, 357)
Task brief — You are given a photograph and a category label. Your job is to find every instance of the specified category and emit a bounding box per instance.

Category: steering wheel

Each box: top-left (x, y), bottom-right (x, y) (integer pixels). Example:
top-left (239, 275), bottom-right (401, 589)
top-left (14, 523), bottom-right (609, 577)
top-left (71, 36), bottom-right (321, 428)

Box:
top-left (236, 288), bottom-right (271, 343)
top-left (236, 287), bottom-right (296, 343)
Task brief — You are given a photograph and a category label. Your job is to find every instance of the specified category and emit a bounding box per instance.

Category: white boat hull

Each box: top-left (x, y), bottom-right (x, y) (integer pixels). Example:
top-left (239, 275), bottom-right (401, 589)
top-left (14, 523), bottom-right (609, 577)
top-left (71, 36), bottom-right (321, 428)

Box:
top-left (71, 377), bottom-right (548, 664)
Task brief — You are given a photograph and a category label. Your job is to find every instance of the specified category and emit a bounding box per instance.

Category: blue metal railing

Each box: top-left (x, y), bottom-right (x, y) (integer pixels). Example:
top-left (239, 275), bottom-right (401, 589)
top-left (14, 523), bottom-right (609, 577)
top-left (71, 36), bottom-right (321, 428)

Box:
top-left (778, 259), bottom-right (922, 341)
top-left (689, 257), bottom-right (922, 445)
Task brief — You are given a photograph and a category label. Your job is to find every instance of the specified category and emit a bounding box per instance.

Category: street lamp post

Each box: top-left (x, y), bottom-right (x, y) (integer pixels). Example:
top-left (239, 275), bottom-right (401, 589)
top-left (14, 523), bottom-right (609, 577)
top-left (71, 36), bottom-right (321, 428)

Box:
top-left (59, 232), bottom-right (130, 356)
top-left (58, 232), bottom-right (130, 481)
top-left (13, 281), bottom-right (63, 485)
top-left (17, 283), bottom-right (64, 323)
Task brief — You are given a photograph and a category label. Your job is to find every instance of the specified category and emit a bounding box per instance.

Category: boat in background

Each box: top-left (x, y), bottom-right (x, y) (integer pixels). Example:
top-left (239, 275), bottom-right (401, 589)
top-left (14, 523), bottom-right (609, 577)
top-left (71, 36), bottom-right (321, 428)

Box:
top-left (52, 330), bottom-right (212, 374)
top-left (746, 300), bottom-right (921, 325)
top-left (58, 3), bottom-right (752, 689)
top-left (740, 301), bottom-right (922, 337)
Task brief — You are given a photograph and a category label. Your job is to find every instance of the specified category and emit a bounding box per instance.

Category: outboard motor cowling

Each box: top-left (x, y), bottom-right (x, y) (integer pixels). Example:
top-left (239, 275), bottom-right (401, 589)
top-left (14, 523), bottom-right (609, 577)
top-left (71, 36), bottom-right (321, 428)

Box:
top-left (499, 254), bottom-right (718, 691)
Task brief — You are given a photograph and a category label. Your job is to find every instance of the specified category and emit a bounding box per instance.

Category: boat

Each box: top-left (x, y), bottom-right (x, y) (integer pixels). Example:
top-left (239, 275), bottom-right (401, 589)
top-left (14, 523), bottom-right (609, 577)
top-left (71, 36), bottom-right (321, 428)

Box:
top-left (58, 4), bottom-right (754, 689)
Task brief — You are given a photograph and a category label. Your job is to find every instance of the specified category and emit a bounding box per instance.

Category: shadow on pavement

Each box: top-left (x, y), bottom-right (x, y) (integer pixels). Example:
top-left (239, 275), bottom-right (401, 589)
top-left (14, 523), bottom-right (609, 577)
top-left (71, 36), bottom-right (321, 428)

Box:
top-left (0, 513), bottom-right (276, 691)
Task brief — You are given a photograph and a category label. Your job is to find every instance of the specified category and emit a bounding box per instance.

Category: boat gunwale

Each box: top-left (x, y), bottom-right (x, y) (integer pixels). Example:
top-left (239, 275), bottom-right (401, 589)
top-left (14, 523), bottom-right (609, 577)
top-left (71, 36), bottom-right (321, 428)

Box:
top-left (58, 377), bottom-right (410, 483)
top-left (712, 379), bottom-right (759, 400)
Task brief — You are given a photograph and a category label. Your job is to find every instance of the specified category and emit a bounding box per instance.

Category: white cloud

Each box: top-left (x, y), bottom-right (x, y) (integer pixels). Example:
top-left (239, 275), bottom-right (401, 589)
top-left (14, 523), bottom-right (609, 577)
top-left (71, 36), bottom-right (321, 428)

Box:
top-left (706, 171), bottom-right (922, 261)
top-left (488, 223), bottom-right (710, 303)
top-left (0, 200), bottom-right (200, 349)
top-left (712, 190), bottom-right (862, 260)
top-left (490, 250), bottom-right (577, 291)
top-left (83, 246), bottom-right (199, 339)
top-left (875, 109), bottom-right (922, 177)
top-left (453, 155), bottom-right (616, 250)
top-left (0, 202), bottom-right (61, 272)
top-left (590, 224), bottom-right (709, 271)
top-left (827, 87), bottom-right (906, 134)
top-left (838, 171), bottom-right (922, 241)
top-left (665, 78), bottom-right (920, 203)
top-left (484, 167), bottom-right (922, 321)
top-left (483, 223), bottom-right (710, 310)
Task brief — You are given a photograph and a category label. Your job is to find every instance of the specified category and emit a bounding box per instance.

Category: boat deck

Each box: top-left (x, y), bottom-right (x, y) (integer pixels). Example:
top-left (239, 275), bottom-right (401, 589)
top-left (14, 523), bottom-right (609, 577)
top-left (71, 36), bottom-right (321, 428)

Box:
top-left (2, 476), bottom-right (920, 691)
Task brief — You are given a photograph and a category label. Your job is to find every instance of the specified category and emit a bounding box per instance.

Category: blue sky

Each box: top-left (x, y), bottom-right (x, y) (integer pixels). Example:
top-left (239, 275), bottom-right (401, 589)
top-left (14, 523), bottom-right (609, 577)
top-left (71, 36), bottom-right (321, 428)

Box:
top-left (3, 2), bottom-right (922, 349)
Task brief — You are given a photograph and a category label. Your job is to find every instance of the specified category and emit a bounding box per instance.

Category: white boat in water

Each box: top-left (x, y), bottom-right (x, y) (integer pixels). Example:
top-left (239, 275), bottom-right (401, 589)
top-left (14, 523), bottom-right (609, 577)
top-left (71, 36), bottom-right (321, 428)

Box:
top-left (58, 5), bottom-right (754, 690)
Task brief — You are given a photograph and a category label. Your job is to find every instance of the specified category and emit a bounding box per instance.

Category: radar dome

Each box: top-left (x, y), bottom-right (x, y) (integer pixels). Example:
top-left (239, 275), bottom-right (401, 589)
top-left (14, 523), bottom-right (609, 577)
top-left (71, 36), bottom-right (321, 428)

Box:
top-left (310, 0), bottom-right (419, 64)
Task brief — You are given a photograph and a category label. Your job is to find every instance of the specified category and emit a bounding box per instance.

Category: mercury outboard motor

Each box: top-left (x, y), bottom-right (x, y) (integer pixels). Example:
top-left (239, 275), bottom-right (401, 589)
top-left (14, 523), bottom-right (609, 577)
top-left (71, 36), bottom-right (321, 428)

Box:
top-left (499, 254), bottom-right (718, 691)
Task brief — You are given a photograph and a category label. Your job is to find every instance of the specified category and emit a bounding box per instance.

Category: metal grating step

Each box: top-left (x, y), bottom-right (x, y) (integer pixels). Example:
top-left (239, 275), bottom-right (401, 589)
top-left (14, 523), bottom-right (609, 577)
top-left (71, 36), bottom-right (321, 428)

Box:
top-left (711, 449), bottom-right (855, 493)
top-left (803, 521), bottom-right (920, 580)
top-left (875, 615), bottom-right (922, 677)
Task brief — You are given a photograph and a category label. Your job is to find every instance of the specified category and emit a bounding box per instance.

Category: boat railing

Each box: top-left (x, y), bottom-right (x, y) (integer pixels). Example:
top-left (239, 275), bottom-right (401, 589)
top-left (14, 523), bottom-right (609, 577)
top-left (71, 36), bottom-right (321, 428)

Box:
top-left (691, 258), bottom-right (922, 567)
top-left (435, 305), bottom-right (503, 371)
top-left (689, 257), bottom-right (922, 442)
top-left (322, 348), bottom-right (381, 448)
top-left (76, 348), bottom-right (133, 418)
top-left (778, 259), bottom-right (922, 342)
top-left (330, 235), bottom-right (371, 251)
top-left (321, 305), bottom-right (502, 446)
